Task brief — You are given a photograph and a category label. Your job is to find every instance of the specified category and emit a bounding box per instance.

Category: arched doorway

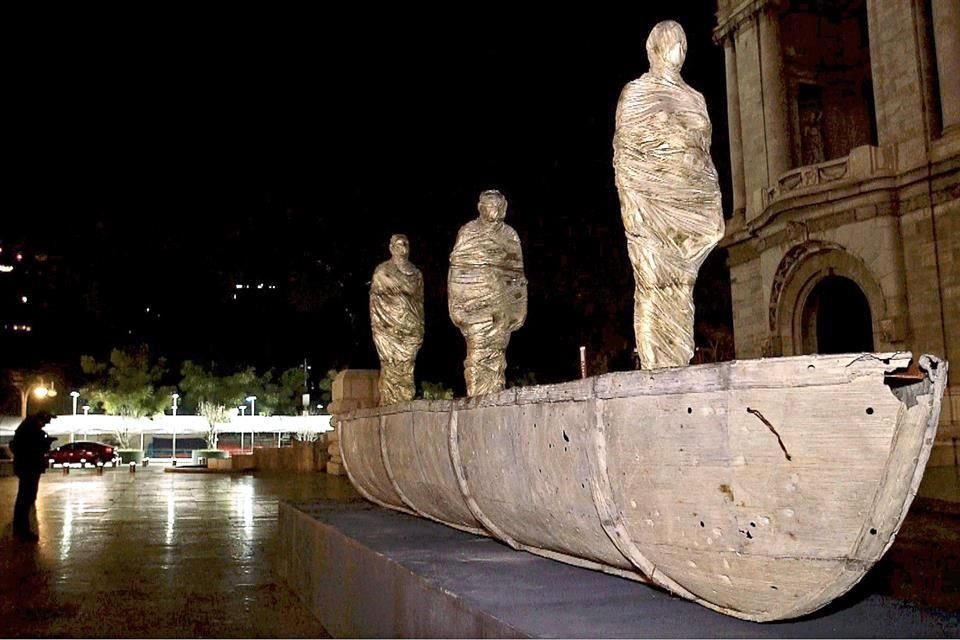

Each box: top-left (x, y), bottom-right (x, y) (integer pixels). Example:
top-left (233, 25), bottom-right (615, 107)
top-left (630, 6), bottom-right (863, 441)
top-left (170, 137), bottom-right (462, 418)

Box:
top-left (801, 276), bottom-right (874, 354)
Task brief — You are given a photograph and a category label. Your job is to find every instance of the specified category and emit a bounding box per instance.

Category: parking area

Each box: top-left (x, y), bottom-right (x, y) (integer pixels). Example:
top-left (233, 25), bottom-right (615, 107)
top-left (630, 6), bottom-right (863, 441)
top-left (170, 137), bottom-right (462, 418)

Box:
top-left (0, 466), bottom-right (359, 638)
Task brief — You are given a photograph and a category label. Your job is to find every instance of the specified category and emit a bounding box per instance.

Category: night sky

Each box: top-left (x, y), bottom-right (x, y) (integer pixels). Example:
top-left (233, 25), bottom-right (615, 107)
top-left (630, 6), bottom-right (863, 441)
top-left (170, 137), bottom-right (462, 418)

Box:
top-left (5, 6), bottom-right (732, 396)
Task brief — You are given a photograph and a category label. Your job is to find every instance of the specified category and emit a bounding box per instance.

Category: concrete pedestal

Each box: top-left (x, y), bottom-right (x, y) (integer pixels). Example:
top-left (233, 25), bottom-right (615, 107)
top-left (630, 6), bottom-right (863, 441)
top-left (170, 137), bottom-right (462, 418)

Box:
top-left (277, 500), bottom-right (958, 638)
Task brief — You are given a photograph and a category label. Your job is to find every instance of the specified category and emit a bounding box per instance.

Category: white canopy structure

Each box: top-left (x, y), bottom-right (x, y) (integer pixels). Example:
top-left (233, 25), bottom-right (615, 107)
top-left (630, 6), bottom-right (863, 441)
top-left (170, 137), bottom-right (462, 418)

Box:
top-left (0, 414), bottom-right (333, 439)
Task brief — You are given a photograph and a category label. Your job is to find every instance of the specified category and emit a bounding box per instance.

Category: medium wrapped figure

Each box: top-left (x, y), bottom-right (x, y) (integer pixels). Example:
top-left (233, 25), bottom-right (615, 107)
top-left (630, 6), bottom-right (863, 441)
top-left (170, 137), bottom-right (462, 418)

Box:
top-left (448, 190), bottom-right (527, 396)
top-left (370, 234), bottom-right (425, 405)
top-left (613, 20), bottom-right (724, 369)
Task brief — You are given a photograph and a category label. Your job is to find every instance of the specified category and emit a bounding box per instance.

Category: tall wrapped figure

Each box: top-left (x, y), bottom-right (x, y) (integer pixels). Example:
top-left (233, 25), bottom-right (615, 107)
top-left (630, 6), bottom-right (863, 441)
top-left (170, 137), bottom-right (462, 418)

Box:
top-left (370, 234), bottom-right (425, 405)
top-left (613, 20), bottom-right (724, 369)
top-left (448, 190), bottom-right (527, 396)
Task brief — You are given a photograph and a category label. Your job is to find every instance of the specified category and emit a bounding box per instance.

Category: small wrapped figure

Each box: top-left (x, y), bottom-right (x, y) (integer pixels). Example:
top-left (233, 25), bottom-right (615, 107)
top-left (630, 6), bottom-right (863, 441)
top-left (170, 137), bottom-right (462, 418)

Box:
top-left (370, 234), bottom-right (425, 405)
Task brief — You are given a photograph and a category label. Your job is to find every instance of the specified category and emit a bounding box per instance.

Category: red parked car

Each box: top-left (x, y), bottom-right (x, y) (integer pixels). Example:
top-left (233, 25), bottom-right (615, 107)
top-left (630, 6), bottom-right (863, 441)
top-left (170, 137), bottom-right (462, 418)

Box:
top-left (45, 441), bottom-right (120, 467)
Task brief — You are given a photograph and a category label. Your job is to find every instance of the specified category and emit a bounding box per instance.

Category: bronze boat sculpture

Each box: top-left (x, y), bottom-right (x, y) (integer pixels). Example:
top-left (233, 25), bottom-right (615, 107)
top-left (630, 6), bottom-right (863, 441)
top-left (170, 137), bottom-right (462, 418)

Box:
top-left (335, 352), bottom-right (946, 622)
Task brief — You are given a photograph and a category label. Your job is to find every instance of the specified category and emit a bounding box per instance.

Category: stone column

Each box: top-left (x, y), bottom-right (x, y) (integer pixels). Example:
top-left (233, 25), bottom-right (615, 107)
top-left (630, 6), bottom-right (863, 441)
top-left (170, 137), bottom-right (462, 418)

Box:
top-left (724, 38), bottom-right (746, 216)
top-left (931, 0), bottom-right (960, 132)
top-left (326, 369), bottom-right (380, 475)
top-left (758, 5), bottom-right (791, 183)
top-left (735, 21), bottom-right (767, 221)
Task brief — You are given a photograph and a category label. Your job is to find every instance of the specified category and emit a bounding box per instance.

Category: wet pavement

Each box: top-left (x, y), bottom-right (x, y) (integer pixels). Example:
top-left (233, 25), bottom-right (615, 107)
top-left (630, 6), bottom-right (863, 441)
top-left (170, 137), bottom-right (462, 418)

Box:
top-left (0, 466), bottom-right (358, 638)
top-left (918, 465), bottom-right (960, 509)
top-left (1, 464), bottom-right (957, 638)
top-left (870, 465), bottom-right (960, 612)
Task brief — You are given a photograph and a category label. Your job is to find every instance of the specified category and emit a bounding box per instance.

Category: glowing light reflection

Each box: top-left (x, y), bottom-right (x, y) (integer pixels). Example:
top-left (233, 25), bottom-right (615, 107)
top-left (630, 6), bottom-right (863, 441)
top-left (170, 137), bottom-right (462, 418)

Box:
top-left (235, 482), bottom-right (255, 542)
top-left (60, 501), bottom-right (72, 560)
top-left (166, 492), bottom-right (176, 545)
top-left (60, 490), bottom-right (85, 561)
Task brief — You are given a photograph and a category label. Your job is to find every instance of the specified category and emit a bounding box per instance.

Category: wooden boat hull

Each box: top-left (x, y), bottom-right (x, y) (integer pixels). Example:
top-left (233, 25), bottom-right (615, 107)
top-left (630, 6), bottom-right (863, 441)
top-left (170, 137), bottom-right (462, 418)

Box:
top-left (337, 352), bottom-right (946, 622)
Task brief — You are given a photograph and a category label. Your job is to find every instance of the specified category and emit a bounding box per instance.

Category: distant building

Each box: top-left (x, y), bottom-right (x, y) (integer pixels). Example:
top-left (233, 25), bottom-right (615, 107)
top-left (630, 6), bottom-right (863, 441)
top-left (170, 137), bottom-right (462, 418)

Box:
top-left (715, 0), bottom-right (959, 466)
top-left (229, 280), bottom-right (281, 303)
top-left (0, 243), bottom-right (63, 361)
top-left (0, 244), bottom-right (35, 340)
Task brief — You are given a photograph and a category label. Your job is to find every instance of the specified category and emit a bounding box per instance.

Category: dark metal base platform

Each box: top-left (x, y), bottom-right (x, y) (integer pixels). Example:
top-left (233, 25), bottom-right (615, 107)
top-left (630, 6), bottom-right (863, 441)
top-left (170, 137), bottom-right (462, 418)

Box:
top-left (276, 499), bottom-right (959, 638)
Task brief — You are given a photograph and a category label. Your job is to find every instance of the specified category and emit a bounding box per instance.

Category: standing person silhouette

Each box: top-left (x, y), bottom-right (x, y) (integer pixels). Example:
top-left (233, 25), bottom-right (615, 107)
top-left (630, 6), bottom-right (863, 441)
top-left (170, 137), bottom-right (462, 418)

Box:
top-left (9, 411), bottom-right (57, 542)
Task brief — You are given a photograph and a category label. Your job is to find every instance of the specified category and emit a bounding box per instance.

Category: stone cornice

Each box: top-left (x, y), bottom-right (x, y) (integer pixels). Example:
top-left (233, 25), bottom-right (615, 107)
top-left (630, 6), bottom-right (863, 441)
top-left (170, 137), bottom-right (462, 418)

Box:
top-left (721, 165), bottom-right (959, 260)
top-left (726, 140), bottom-right (958, 239)
top-left (756, 160), bottom-right (955, 232)
top-left (713, 0), bottom-right (779, 44)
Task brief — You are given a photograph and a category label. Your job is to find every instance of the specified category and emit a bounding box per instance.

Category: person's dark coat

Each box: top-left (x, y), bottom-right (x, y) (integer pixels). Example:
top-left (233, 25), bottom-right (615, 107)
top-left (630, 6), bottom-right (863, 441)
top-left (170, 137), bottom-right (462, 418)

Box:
top-left (10, 415), bottom-right (57, 476)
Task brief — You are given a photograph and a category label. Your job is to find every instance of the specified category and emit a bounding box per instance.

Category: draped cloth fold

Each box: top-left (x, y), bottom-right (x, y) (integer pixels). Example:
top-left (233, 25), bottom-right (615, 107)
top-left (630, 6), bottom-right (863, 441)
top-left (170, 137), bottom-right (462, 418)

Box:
top-left (613, 22), bottom-right (724, 369)
top-left (448, 219), bottom-right (527, 397)
top-left (370, 260), bottom-right (424, 404)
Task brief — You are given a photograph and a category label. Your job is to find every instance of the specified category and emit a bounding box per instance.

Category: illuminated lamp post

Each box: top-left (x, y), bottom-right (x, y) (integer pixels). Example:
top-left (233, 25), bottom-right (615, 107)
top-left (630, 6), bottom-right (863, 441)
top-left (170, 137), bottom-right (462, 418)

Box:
top-left (238, 405), bottom-right (247, 452)
top-left (16, 376), bottom-right (58, 418)
top-left (68, 390), bottom-right (80, 443)
top-left (171, 393), bottom-right (180, 463)
top-left (80, 404), bottom-right (89, 441)
top-left (238, 406), bottom-right (246, 451)
top-left (246, 395), bottom-right (257, 451)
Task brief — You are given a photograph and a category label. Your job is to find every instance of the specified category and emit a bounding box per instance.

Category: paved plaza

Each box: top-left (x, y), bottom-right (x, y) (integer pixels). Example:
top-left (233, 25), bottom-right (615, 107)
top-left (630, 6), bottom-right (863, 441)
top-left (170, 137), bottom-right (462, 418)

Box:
top-left (0, 466), bottom-right (359, 637)
top-left (0, 464), bottom-right (957, 637)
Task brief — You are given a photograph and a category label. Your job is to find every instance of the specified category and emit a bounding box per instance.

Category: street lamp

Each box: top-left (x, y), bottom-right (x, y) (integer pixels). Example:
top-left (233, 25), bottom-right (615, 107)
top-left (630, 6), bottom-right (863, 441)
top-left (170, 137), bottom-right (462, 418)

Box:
top-left (170, 393), bottom-right (180, 463)
top-left (246, 395), bottom-right (257, 417)
top-left (15, 376), bottom-right (57, 418)
top-left (238, 405), bottom-right (248, 452)
top-left (70, 391), bottom-right (80, 415)
top-left (82, 405), bottom-right (90, 416)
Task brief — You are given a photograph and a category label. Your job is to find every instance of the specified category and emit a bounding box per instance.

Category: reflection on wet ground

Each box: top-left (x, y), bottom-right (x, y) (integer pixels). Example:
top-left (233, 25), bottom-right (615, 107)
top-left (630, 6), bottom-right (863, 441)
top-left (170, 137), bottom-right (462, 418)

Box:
top-left (0, 467), bottom-right (358, 638)
top-left (1, 465), bottom-right (957, 637)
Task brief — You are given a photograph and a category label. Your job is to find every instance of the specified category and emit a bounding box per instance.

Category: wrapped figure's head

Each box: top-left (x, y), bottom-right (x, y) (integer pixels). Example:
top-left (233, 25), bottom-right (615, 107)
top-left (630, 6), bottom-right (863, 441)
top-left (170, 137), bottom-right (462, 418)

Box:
top-left (646, 20), bottom-right (687, 75)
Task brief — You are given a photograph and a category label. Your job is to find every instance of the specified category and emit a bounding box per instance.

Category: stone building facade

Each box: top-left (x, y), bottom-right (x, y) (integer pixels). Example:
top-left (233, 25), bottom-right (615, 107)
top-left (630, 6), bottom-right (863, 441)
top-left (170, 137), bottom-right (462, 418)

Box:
top-left (714, 0), bottom-right (959, 466)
